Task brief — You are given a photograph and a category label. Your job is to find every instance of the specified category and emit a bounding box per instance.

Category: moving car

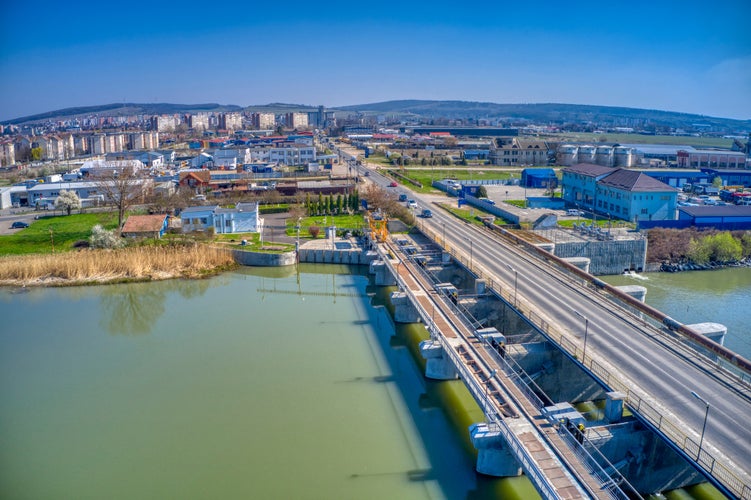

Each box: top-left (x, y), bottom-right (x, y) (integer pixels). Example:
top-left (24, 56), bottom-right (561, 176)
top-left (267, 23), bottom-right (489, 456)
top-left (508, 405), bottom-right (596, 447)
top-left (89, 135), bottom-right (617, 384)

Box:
top-left (421, 209), bottom-right (433, 218)
top-left (408, 200), bottom-right (418, 209)
top-left (388, 181), bottom-right (398, 187)
top-left (11, 221), bottom-right (29, 228)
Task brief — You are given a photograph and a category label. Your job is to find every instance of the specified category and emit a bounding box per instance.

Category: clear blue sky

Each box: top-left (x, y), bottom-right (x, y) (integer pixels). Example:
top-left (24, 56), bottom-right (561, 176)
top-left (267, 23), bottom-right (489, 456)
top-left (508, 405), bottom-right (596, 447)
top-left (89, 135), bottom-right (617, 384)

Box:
top-left (1, 0), bottom-right (749, 121)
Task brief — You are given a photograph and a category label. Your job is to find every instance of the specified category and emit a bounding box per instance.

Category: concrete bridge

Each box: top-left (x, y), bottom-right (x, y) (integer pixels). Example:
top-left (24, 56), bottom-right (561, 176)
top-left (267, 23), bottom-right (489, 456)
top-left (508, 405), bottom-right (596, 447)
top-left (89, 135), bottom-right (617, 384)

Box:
top-left (363, 214), bottom-right (751, 499)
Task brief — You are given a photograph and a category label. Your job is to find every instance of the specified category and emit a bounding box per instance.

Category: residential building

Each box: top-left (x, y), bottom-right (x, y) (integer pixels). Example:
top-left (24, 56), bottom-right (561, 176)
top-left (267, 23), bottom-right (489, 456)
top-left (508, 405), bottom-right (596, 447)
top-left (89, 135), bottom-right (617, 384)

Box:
top-left (219, 113), bottom-right (243, 131)
top-left (189, 114), bottom-right (209, 132)
top-left (250, 112), bottom-right (276, 129)
top-left (249, 144), bottom-right (315, 165)
top-left (562, 163), bottom-right (678, 221)
top-left (0, 141), bottom-right (15, 166)
top-left (153, 115), bottom-right (178, 132)
top-left (121, 214), bottom-right (169, 238)
top-left (490, 138), bottom-right (553, 166)
top-left (285, 112), bottom-right (308, 129)
top-left (81, 159), bottom-right (145, 177)
top-left (90, 134), bottom-right (106, 155)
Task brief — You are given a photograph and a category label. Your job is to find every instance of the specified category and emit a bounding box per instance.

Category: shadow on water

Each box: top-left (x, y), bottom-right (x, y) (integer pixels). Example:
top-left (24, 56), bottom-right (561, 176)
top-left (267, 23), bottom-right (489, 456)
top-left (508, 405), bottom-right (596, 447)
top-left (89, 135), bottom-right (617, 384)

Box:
top-left (352, 268), bottom-right (541, 499)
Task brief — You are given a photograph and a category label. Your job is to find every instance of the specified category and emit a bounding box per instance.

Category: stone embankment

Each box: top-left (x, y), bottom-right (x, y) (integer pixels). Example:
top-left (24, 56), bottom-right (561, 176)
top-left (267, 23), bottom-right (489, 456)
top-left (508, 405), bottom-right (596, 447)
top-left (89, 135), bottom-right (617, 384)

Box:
top-left (660, 258), bottom-right (751, 273)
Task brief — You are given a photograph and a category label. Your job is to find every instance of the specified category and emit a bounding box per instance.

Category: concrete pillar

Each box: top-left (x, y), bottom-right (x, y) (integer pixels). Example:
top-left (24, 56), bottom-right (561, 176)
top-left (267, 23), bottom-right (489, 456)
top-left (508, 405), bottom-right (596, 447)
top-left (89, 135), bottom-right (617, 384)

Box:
top-left (362, 250), bottom-right (379, 264)
top-left (605, 391), bottom-right (626, 423)
top-left (616, 285), bottom-right (647, 302)
top-left (391, 291), bottom-right (420, 323)
top-left (563, 257), bottom-right (590, 273)
top-left (442, 252), bottom-right (451, 264)
top-left (686, 322), bottom-right (727, 346)
top-left (419, 340), bottom-right (458, 380)
top-left (326, 225), bottom-right (336, 242)
top-left (475, 279), bottom-right (487, 295)
top-left (369, 260), bottom-right (396, 286)
top-left (469, 423), bottom-right (522, 477)
top-left (536, 242), bottom-right (555, 254)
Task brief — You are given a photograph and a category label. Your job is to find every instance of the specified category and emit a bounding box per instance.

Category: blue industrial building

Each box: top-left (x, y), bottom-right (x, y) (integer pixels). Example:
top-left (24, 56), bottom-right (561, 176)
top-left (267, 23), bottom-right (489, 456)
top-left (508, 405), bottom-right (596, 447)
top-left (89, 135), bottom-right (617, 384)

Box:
top-left (701, 169), bottom-right (751, 188)
top-left (639, 170), bottom-right (709, 189)
top-left (677, 206), bottom-right (751, 230)
top-left (562, 163), bottom-right (678, 221)
top-left (522, 168), bottom-right (557, 188)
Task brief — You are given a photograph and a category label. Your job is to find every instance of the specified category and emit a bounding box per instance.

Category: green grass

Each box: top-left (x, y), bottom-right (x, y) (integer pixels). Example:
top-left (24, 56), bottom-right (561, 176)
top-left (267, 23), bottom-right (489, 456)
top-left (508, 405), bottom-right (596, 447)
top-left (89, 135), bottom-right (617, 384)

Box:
top-left (0, 212), bottom-right (119, 255)
top-left (287, 214), bottom-right (366, 237)
top-left (387, 168), bottom-right (515, 194)
top-left (544, 132), bottom-right (733, 149)
top-left (557, 218), bottom-right (634, 229)
top-left (438, 203), bottom-right (498, 227)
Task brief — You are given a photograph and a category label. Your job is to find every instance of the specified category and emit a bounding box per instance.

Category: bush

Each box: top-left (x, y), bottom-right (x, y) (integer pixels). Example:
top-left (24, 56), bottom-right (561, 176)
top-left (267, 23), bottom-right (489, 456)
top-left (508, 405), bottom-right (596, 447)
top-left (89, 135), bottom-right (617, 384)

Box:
top-left (309, 225), bottom-right (320, 238)
top-left (89, 225), bottom-right (125, 249)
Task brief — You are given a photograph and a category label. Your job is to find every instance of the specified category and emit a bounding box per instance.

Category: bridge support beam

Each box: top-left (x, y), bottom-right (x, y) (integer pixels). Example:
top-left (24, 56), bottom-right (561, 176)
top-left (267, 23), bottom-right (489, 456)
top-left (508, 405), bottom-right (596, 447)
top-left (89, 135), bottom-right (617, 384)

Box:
top-left (615, 285), bottom-right (647, 302)
top-left (391, 291), bottom-right (420, 323)
top-left (605, 391), bottom-right (626, 423)
top-left (469, 423), bottom-right (523, 477)
top-left (419, 340), bottom-right (458, 380)
top-left (475, 278), bottom-right (487, 295)
top-left (369, 260), bottom-right (396, 286)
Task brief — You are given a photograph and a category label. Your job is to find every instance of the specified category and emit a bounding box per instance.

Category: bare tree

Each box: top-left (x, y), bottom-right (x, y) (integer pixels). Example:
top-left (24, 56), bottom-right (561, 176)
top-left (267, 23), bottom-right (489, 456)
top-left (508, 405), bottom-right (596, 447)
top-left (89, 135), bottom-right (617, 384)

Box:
top-left (95, 167), bottom-right (150, 232)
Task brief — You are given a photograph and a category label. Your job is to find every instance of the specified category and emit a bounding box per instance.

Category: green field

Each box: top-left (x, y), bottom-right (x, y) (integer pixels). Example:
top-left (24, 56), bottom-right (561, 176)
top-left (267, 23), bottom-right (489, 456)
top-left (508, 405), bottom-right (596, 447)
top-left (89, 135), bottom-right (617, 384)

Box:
top-left (388, 168), bottom-right (516, 194)
top-left (0, 212), bottom-right (119, 255)
top-left (544, 132), bottom-right (733, 149)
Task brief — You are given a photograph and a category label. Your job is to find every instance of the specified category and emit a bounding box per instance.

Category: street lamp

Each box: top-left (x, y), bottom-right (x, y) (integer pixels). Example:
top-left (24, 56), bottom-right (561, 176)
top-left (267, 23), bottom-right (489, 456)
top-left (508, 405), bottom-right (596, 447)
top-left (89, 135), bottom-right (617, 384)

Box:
top-left (572, 310), bottom-right (589, 362)
top-left (506, 264), bottom-right (518, 307)
top-left (442, 222), bottom-right (446, 247)
top-left (465, 237), bottom-right (473, 271)
top-left (691, 391), bottom-right (710, 460)
top-left (483, 369), bottom-right (497, 423)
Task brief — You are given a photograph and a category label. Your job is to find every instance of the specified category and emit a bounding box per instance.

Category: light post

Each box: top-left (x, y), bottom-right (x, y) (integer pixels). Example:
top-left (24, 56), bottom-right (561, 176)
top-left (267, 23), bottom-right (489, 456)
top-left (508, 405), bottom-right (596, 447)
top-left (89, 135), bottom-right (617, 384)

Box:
top-left (506, 264), bottom-right (518, 307)
top-left (465, 237), bottom-right (473, 271)
top-left (691, 391), bottom-right (710, 460)
top-left (442, 222), bottom-right (446, 247)
top-left (572, 310), bottom-right (589, 362)
top-left (483, 369), bottom-right (497, 423)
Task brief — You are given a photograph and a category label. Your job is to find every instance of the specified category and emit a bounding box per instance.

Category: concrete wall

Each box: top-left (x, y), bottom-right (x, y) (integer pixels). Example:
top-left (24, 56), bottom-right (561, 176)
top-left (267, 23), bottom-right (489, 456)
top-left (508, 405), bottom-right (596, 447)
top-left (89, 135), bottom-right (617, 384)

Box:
top-left (232, 249), bottom-right (297, 267)
top-left (298, 247), bottom-right (374, 265)
top-left (553, 239), bottom-right (647, 275)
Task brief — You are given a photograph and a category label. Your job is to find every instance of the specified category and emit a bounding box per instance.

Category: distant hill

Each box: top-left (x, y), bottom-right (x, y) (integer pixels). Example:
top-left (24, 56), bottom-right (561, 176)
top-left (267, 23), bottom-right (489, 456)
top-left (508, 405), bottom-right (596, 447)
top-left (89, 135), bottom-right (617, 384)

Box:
top-left (6, 102), bottom-right (243, 125)
top-left (337, 100), bottom-right (751, 131)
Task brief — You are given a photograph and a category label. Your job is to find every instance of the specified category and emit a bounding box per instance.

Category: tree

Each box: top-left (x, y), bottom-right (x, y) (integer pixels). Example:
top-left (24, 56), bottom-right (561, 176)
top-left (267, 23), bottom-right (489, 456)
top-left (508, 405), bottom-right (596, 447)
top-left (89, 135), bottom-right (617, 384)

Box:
top-left (30, 147), bottom-right (43, 161)
top-left (96, 167), bottom-right (148, 233)
top-left (54, 190), bottom-right (81, 215)
top-left (477, 185), bottom-right (488, 198)
top-left (712, 176), bottom-right (723, 188)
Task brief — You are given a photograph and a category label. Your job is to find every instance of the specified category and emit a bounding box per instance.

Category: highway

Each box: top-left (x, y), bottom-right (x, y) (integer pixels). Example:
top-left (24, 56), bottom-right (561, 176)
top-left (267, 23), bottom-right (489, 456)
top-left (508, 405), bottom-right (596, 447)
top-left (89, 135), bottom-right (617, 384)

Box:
top-left (423, 196), bottom-right (751, 495)
top-left (334, 143), bottom-right (751, 496)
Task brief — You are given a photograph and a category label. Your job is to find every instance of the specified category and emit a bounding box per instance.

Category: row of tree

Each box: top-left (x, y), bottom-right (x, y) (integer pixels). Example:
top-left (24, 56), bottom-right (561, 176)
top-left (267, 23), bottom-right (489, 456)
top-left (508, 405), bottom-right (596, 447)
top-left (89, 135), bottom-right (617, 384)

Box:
top-left (304, 192), bottom-right (360, 216)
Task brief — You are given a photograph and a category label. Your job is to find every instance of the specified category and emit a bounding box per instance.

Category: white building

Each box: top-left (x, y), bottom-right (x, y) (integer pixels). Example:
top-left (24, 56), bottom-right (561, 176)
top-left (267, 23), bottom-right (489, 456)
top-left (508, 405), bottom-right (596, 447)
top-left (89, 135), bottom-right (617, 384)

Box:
top-left (251, 112), bottom-right (276, 129)
top-left (189, 114), bottom-right (209, 131)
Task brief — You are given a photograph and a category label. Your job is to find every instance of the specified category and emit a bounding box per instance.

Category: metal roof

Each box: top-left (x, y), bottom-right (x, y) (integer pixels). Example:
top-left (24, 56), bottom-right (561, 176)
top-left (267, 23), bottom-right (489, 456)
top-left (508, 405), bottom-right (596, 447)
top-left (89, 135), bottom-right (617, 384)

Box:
top-left (679, 205), bottom-right (751, 217)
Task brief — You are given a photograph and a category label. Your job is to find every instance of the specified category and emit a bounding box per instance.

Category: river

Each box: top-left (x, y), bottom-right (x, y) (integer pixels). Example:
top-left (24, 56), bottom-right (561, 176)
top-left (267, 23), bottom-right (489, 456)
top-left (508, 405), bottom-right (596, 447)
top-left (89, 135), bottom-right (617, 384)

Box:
top-left (0, 264), bottom-right (534, 500)
top-left (601, 267), bottom-right (751, 361)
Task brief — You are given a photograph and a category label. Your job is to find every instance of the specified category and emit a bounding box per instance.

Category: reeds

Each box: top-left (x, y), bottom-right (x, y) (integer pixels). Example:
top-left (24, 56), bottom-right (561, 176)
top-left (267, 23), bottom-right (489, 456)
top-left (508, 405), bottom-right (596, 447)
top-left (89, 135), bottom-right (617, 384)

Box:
top-left (0, 244), bottom-right (236, 286)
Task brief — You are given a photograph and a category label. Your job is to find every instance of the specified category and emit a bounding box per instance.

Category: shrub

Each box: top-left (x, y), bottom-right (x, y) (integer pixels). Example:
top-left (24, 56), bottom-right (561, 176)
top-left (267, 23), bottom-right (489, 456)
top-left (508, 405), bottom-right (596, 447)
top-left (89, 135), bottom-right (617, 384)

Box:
top-left (309, 225), bottom-right (320, 238)
top-left (90, 225), bottom-right (125, 249)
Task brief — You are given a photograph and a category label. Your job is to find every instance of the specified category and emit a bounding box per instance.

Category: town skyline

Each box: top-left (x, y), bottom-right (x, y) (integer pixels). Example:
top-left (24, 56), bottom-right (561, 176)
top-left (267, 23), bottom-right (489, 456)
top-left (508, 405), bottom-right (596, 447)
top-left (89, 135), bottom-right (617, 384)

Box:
top-left (1, 0), bottom-right (750, 122)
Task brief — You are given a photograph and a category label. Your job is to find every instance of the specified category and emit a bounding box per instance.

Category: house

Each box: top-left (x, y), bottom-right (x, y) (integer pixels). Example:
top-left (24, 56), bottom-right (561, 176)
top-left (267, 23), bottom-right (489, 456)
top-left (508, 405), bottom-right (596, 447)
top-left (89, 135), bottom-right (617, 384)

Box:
top-left (179, 170), bottom-right (211, 190)
top-left (180, 203), bottom-right (263, 234)
top-left (562, 164), bottom-right (678, 221)
top-left (121, 214), bottom-right (169, 238)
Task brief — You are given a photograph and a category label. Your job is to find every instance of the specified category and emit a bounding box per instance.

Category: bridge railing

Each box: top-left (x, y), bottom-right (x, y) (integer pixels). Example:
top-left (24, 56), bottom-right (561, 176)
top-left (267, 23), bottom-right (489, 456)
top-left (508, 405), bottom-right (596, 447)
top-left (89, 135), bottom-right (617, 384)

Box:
top-left (416, 223), bottom-right (750, 500)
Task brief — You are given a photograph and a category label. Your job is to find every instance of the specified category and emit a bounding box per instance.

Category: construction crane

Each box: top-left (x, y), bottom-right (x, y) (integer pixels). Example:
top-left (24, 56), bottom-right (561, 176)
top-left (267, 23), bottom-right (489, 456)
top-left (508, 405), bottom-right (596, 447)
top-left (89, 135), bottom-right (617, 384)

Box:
top-left (367, 211), bottom-right (389, 242)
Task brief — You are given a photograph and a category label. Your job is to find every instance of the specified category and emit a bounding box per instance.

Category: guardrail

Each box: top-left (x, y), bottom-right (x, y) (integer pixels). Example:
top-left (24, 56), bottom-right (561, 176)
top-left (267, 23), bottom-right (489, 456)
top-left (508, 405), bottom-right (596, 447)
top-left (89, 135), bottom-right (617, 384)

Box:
top-left (415, 221), bottom-right (751, 500)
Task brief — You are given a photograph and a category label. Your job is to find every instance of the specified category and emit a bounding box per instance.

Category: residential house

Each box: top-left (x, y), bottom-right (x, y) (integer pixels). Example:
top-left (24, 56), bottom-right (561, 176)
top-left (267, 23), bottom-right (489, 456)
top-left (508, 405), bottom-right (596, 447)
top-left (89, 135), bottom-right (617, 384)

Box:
top-left (180, 203), bottom-right (263, 234)
top-left (121, 214), bottom-right (169, 238)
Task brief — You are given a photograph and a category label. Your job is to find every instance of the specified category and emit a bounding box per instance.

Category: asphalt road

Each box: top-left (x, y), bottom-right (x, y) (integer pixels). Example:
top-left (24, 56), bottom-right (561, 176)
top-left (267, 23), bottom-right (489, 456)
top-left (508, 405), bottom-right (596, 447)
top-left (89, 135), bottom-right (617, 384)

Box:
top-left (421, 202), bottom-right (751, 489)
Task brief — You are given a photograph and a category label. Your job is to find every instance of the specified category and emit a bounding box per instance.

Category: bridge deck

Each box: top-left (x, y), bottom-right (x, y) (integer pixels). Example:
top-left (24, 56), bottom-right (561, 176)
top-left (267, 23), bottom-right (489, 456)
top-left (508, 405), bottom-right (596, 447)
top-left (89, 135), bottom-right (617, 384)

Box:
top-left (387, 241), bottom-right (609, 499)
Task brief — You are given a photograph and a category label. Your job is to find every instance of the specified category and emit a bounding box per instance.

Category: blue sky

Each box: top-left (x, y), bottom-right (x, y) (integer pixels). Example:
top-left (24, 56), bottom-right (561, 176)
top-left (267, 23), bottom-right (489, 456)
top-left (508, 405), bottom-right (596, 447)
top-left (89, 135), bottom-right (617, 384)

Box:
top-left (1, 0), bottom-right (749, 121)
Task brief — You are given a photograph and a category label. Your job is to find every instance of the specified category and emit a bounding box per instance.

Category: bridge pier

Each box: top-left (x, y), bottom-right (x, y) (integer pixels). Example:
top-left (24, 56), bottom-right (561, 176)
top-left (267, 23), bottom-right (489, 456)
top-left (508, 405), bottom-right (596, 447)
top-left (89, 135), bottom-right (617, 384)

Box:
top-left (469, 423), bottom-right (523, 477)
top-left (562, 257), bottom-right (591, 273)
top-left (605, 391), bottom-right (626, 423)
top-left (391, 291), bottom-right (421, 323)
top-left (615, 285), bottom-right (647, 302)
top-left (419, 340), bottom-right (458, 380)
top-left (686, 322), bottom-right (727, 346)
top-left (369, 260), bottom-right (396, 286)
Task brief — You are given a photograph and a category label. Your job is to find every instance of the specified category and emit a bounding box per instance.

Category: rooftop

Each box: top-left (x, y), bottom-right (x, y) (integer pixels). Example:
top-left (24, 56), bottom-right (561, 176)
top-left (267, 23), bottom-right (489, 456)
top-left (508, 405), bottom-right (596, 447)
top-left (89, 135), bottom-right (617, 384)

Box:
top-left (679, 205), bottom-right (751, 217)
top-left (121, 214), bottom-right (167, 233)
top-left (562, 163), bottom-right (615, 177)
top-left (599, 169), bottom-right (676, 192)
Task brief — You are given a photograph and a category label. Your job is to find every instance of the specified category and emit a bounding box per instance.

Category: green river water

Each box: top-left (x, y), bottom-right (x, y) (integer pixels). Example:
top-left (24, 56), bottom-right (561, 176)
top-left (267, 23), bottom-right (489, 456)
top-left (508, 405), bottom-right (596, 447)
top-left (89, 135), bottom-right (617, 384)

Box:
top-left (2, 264), bottom-right (746, 499)
top-left (0, 264), bottom-right (535, 500)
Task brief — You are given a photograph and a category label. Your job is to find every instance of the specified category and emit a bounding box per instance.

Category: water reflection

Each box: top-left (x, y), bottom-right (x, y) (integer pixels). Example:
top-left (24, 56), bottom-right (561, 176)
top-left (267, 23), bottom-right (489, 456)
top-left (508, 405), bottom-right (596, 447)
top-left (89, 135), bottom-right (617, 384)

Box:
top-left (99, 279), bottom-right (215, 335)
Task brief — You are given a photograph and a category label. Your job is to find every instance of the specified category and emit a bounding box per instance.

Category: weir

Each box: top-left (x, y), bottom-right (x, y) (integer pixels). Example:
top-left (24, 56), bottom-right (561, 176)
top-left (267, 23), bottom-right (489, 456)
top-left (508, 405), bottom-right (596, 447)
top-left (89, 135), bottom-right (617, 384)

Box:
top-left (366, 231), bottom-right (724, 499)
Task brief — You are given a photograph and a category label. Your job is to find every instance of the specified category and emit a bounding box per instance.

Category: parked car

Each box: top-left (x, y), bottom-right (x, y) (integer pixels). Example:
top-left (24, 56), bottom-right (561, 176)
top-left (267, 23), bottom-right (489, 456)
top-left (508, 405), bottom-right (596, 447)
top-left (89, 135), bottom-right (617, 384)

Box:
top-left (11, 221), bottom-right (29, 228)
top-left (566, 209), bottom-right (583, 216)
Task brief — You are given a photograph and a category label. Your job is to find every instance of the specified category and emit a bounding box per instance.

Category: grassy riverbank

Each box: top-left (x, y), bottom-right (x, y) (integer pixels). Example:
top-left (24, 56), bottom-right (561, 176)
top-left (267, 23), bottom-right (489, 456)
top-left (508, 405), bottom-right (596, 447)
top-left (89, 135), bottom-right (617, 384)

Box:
top-left (0, 244), bottom-right (236, 287)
